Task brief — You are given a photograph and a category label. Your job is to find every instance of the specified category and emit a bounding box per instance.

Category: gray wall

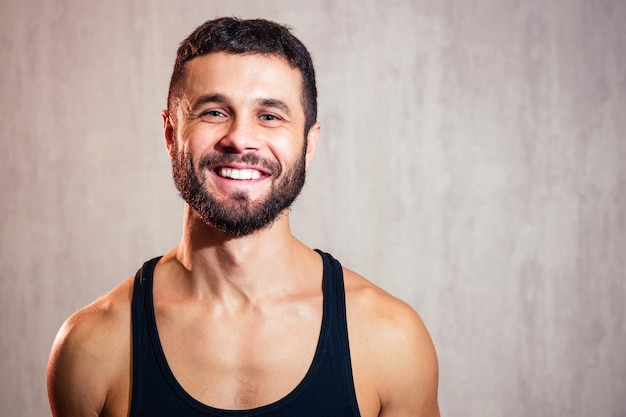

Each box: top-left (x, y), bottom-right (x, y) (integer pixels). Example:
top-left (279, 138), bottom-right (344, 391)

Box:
top-left (1, 1), bottom-right (624, 416)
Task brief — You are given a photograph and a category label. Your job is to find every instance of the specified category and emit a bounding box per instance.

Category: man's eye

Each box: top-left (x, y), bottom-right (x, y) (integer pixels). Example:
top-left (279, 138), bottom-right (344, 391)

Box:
top-left (203, 110), bottom-right (224, 117)
top-left (260, 114), bottom-right (279, 121)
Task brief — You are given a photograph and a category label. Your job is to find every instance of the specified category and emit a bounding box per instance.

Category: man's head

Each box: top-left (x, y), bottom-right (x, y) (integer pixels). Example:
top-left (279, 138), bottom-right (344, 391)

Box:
top-left (164, 18), bottom-right (320, 236)
top-left (167, 17), bottom-right (317, 136)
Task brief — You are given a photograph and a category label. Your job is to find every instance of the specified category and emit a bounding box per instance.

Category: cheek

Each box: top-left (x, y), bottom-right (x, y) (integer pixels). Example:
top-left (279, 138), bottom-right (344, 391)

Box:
top-left (270, 131), bottom-right (306, 160)
top-left (181, 123), bottom-right (227, 155)
top-left (178, 127), bottom-right (214, 158)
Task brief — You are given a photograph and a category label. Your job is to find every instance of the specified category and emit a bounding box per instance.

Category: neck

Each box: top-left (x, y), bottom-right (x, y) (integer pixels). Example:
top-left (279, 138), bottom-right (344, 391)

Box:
top-left (162, 205), bottom-right (312, 302)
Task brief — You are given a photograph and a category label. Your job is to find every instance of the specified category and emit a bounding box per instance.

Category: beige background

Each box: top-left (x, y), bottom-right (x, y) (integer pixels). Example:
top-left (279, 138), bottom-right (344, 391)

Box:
top-left (1, 0), bottom-right (625, 416)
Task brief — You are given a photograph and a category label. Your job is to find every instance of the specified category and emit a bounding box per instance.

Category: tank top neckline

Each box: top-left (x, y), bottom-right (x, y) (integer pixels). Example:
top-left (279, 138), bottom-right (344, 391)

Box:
top-left (142, 250), bottom-right (333, 415)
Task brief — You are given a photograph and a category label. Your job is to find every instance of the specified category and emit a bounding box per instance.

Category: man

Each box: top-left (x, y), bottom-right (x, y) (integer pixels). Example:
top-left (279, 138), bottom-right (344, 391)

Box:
top-left (47, 17), bottom-right (440, 417)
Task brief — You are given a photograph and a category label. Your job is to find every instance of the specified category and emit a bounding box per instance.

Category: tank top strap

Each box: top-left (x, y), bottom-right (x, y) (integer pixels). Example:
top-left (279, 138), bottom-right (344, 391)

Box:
top-left (315, 249), bottom-right (361, 416)
top-left (129, 256), bottom-right (161, 417)
top-left (315, 248), bottom-right (348, 334)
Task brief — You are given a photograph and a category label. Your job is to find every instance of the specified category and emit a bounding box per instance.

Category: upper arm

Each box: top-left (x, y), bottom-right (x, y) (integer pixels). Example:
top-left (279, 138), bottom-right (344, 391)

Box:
top-left (346, 273), bottom-right (440, 417)
top-left (377, 305), bottom-right (440, 417)
top-left (47, 281), bottom-right (133, 417)
top-left (47, 312), bottom-right (109, 417)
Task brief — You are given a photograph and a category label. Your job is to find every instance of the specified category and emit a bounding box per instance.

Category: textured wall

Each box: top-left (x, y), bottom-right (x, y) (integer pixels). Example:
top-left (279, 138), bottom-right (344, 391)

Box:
top-left (1, 1), bottom-right (624, 416)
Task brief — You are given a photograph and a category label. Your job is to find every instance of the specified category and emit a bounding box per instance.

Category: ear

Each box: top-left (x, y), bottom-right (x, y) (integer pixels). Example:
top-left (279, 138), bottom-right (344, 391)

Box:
top-left (162, 110), bottom-right (175, 159)
top-left (305, 122), bottom-right (321, 170)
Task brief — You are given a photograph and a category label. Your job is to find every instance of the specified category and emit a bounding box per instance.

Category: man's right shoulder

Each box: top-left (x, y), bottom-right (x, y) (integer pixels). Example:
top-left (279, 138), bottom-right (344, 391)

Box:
top-left (59, 277), bottom-right (135, 346)
top-left (47, 277), bottom-right (135, 416)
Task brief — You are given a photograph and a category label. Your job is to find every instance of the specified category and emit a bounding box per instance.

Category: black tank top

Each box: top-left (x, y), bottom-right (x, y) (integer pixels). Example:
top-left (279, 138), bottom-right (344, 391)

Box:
top-left (129, 250), bottom-right (361, 416)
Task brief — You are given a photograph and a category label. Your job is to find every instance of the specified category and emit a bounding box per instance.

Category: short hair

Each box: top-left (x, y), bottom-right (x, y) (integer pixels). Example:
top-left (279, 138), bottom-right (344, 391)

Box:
top-left (167, 17), bottom-right (318, 135)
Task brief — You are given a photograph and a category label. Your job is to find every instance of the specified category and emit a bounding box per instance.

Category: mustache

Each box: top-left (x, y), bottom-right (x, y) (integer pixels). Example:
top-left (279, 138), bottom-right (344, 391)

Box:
top-left (198, 153), bottom-right (282, 175)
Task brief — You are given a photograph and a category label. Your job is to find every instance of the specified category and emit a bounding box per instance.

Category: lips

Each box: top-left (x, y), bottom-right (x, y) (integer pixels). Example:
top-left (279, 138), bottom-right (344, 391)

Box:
top-left (216, 167), bottom-right (263, 180)
top-left (200, 153), bottom-right (281, 181)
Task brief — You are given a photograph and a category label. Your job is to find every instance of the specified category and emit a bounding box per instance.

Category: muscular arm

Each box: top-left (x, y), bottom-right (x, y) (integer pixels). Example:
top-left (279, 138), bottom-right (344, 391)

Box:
top-left (377, 304), bottom-right (440, 417)
top-left (47, 311), bottom-right (108, 417)
top-left (346, 271), bottom-right (440, 417)
top-left (47, 281), bottom-right (133, 417)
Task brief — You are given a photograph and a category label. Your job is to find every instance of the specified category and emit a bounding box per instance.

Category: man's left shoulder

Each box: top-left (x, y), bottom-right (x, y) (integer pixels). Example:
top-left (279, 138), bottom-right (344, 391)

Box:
top-left (343, 267), bottom-right (440, 417)
top-left (342, 267), bottom-right (430, 339)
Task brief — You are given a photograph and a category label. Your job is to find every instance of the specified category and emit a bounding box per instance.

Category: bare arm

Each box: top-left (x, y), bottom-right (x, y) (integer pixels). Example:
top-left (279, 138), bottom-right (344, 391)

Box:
top-left (377, 304), bottom-right (440, 417)
top-left (48, 310), bottom-right (109, 416)
top-left (47, 281), bottom-right (132, 417)
top-left (346, 270), bottom-right (440, 417)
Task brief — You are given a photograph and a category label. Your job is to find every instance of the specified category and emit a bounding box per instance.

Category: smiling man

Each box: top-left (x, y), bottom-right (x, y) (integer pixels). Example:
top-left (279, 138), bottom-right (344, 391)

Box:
top-left (47, 17), bottom-right (440, 417)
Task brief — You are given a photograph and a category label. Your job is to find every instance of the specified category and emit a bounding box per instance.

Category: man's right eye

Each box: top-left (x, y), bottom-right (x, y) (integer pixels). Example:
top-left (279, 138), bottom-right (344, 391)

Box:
top-left (202, 110), bottom-right (225, 117)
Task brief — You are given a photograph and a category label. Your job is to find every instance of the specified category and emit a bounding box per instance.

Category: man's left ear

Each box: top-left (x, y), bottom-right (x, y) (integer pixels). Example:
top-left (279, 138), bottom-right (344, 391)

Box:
top-left (305, 122), bottom-right (321, 170)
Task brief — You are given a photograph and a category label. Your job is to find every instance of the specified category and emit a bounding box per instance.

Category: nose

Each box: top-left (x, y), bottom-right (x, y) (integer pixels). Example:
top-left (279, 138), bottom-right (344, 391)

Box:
top-left (218, 115), bottom-right (261, 152)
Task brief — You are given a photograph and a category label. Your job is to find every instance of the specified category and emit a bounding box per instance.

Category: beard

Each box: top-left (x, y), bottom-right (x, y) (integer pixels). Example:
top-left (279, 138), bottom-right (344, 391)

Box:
top-left (171, 144), bottom-right (307, 236)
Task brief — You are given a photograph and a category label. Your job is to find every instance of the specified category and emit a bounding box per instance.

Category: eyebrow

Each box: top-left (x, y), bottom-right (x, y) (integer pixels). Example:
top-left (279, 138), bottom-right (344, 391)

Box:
top-left (191, 93), bottom-right (228, 111)
top-left (256, 98), bottom-right (292, 118)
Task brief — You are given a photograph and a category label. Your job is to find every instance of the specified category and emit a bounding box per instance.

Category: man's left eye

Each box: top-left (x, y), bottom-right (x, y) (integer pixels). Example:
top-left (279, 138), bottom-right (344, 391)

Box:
top-left (260, 114), bottom-right (279, 121)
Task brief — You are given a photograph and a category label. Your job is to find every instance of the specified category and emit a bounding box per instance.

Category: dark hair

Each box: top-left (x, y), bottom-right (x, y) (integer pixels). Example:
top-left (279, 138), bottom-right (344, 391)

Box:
top-left (167, 17), bottom-right (318, 135)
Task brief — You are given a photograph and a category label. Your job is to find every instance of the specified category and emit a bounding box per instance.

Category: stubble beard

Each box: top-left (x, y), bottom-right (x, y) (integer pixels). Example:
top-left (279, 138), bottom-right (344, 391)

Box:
top-left (171, 144), bottom-right (307, 236)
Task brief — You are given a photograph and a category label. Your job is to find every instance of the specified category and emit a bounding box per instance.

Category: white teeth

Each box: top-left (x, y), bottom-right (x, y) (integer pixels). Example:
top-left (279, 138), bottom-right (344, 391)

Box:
top-left (218, 168), bottom-right (262, 180)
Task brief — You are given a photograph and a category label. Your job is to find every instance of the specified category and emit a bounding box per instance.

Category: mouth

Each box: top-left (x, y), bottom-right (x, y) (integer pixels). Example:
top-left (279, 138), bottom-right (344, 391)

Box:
top-left (216, 167), bottom-right (264, 180)
top-left (201, 154), bottom-right (278, 183)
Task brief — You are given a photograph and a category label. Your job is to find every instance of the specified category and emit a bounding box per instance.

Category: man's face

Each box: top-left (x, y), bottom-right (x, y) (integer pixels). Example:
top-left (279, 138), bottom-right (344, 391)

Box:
top-left (165, 52), bottom-right (319, 235)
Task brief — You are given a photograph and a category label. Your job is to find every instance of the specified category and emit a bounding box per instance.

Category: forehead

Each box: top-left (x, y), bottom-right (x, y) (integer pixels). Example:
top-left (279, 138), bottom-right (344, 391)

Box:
top-left (181, 52), bottom-right (304, 111)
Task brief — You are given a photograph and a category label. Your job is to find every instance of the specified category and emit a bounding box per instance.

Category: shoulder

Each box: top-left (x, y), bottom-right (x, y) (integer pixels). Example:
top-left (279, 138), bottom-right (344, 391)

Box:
top-left (47, 277), bottom-right (135, 416)
top-left (343, 267), bottom-right (440, 417)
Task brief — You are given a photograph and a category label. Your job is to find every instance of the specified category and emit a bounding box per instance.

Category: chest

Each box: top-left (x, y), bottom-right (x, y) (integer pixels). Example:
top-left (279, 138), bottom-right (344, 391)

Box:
top-left (154, 301), bottom-right (323, 410)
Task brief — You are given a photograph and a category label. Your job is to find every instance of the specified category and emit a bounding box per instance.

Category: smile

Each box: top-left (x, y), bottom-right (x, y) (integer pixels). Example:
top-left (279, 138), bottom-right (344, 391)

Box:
top-left (216, 167), bottom-right (263, 180)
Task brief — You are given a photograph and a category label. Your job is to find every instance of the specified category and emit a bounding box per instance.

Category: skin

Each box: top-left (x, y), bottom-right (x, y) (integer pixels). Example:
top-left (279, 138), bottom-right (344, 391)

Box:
top-left (47, 52), bottom-right (440, 417)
